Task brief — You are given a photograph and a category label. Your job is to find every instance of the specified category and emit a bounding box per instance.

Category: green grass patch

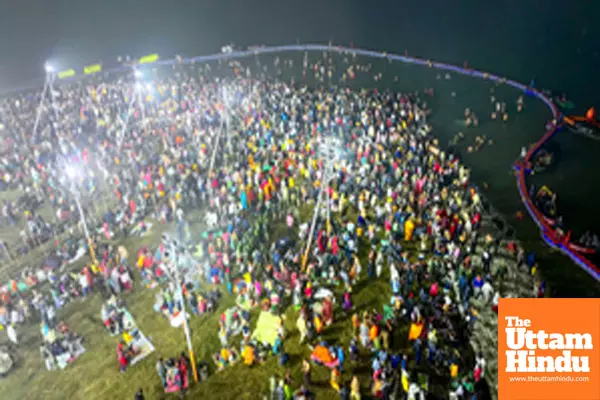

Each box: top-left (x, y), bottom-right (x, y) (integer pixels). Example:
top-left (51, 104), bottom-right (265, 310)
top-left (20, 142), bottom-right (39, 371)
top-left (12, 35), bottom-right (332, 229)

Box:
top-left (1, 203), bottom-right (466, 400)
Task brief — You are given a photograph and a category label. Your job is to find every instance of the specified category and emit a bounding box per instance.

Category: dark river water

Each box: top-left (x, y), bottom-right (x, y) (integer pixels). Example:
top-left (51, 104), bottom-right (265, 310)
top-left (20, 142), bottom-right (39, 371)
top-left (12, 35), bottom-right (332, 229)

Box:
top-left (1, 0), bottom-right (599, 296)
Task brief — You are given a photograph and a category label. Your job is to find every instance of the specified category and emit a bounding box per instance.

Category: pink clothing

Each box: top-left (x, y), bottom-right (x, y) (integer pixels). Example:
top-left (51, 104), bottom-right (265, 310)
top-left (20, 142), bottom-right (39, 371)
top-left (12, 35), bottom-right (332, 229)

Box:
top-left (429, 282), bottom-right (439, 297)
top-left (103, 223), bottom-right (111, 239)
top-left (290, 272), bottom-right (297, 289)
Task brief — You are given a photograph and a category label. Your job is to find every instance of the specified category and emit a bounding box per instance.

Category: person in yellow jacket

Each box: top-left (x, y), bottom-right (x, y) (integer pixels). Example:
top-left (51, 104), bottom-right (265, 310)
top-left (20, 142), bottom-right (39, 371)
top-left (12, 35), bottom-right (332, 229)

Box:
top-left (350, 376), bottom-right (361, 400)
top-left (314, 314), bottom-right (323, 334)
top-left (330, 367), bottom-right (341, 392)
top-left (404, 218), bottom-right (415, 241)
top-left (242, 345), bottom-right (255, 366)
top-left (137, 254), bottom-right (145, 269)
top-left (450, 362), bottom-right (459, 378)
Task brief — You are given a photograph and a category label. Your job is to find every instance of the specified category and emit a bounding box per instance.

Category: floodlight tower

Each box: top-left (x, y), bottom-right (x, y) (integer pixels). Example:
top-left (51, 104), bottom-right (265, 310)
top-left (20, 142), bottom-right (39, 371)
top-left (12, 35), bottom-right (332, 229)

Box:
top-left (60, 162), bottom-right (97, 265)
top-left (207, 85), bottom-right (233, 179)
top-left (115, 69), bottom-right (139, 151)
top-left (30, 63), bottom-right (53, 144)
top-left (134, 69), bottom-right (150, 139)
top-left (301, 135), bottom-right (344, 271)
top-left (321, 136), bottom-right (343, 235)
top-left (44, 63), bottom-right (61, 121)
top-left (161, 234), bottom-right (199, 382)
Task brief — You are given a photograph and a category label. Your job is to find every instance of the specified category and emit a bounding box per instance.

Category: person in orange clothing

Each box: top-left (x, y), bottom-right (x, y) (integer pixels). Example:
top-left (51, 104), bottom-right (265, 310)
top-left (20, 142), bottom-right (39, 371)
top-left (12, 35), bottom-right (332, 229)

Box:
top-left (369, 323), bottom-right (380, 349)
top-left (352, 312), bottom-right (360, 336)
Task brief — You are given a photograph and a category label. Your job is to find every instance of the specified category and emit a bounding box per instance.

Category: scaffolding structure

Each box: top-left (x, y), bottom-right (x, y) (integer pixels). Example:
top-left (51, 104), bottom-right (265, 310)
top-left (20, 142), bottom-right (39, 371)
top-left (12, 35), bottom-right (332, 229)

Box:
top-left (301, 135), bottom-right (344, 271)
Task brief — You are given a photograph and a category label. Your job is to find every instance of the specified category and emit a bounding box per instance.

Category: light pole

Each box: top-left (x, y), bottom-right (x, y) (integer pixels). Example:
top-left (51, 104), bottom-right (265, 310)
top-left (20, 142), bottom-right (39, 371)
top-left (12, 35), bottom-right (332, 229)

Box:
top-left (29, 63), bottom-right (53, 144)
top-left (161, 234), bottom-right (199, 382)
top-left (301, 135), bottom-right (344, 271)
top-left (134, 70), bottom-right (151, 143)
top-left (207, 85), bottom-right (232, 179)
top-left (321, 137), bottom-right (341, 234)
top-left (46, 65), bottom-right (60, 121)
top-left (115, 73), bottom-right (138, 151)
top-left (62, 164), bottom-right (98, 266)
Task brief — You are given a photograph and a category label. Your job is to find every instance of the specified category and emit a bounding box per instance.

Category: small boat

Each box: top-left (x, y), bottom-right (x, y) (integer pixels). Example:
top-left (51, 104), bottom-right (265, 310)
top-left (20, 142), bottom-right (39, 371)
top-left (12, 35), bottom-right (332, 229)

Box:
top-left (553, 94), bottom-right (575, 110)
top-left (534, 185), bottom-right (558, 226)
top-left (532, 149), bottom-right (553, 173)
top-left (563, 107), bottom-right (600, 140)
top-left (556, 99), bottom-right (575, 110)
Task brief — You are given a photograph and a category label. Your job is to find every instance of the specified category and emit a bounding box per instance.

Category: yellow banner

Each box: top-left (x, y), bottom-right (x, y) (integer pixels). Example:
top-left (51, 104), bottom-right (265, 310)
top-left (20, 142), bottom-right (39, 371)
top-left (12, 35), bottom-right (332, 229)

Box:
top-left (138, 53), bottom-right (159, 64)
top-left (84, 64), bottom-right (102, 75)
top-left (58, 69), bottom-right (76, 79)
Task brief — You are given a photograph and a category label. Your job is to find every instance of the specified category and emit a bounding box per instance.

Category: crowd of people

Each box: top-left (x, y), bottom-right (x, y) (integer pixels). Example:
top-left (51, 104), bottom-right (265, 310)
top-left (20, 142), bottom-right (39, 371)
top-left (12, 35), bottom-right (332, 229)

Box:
top-left (0, 47), bottom-right (542, 399)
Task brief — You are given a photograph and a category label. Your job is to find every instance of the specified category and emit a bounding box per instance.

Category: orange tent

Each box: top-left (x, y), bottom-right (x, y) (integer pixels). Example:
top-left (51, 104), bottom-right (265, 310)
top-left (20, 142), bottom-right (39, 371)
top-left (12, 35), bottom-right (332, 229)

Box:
top-left (311, 345), bottom-right (334, 364)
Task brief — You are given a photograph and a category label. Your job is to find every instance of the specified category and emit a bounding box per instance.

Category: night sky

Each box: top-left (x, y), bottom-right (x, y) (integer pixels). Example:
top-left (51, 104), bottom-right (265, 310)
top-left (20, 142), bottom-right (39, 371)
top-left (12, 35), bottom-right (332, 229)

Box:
top-left (0, 0), bottom-right (598, 102)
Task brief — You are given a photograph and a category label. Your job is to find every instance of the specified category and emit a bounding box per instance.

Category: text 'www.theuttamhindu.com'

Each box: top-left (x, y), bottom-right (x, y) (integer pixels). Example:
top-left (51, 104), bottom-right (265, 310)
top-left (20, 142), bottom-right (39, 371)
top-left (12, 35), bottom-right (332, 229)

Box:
top-left (508, 376), bottom-right (590, 383)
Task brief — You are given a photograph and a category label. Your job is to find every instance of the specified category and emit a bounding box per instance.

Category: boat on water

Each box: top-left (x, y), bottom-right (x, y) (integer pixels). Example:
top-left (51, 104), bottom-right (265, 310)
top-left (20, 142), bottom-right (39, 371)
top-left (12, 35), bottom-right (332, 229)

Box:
top-left (550, 92), bottom-right (575, 110)
top-left (531, 149), bottom-right (553, 173)
top-left (533, 185), bottom-right (558, 226)
top-left (563, 107), bottom-right (600, 140)
top-left (537, 87), bottom-right (575, 110)
top-left (555, 98), bottom-right (575, 110)
top-left (531, 185), bottom-right (597, 255)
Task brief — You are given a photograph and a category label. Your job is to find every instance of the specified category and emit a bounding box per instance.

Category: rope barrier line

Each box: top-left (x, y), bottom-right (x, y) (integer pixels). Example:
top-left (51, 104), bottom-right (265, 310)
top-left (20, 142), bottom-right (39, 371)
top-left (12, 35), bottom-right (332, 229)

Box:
top-left (11, 43), bottom-right (600, 280)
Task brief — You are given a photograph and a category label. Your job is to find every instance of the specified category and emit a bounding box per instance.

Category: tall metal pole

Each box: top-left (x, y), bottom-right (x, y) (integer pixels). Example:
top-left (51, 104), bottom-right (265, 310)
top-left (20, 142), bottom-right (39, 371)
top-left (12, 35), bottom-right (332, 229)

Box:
top-left (325, 161), bottom-right (332, 235)
top-left (301, 136), bottom-right (342, 270)
top-left (168, 241), bottom-right (199, 382)
top-left (31, 76), bottom-right (50, 144)
top-left (301, 182), bottom-right (324, 272)
top-left (133, 70), bottom-right (153, 148)
top-left (48, 73), bottom-right (60, 121)
top-left (137, 88), bottom-right (150, 138)
top-left (321, 137), bottom-right (340, 236)
top-left (62, 159), bottom-right (98, 266)
top-left (1, 242), bottom-right (12, 262)
top-left (207, 86), bottom-right (230, 179)
top-left (74, 192), bottom-right (97, 265)
top-left (117, 95), bottom-right (136, 151)
top-left (207, 117), bottom-right (224, 182)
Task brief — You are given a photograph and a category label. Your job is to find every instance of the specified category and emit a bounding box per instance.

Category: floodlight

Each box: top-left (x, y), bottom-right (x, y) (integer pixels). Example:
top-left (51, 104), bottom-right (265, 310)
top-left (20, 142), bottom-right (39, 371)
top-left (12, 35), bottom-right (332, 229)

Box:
top-left (64, 165), bottom-right (78, 180)
top-left (44, 63), bottom-right (54, 73)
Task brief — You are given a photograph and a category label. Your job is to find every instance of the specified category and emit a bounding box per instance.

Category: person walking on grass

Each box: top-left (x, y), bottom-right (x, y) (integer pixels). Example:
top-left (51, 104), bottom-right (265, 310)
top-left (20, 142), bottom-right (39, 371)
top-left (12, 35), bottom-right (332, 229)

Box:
top-left (156, 358), bottom-right (167, 388)
top-left (134, 388), bottom-right (145, 400)
top-left (7, 323), bottom-right (18, 347)
top-left (302, 358), bottom-right (311, 387)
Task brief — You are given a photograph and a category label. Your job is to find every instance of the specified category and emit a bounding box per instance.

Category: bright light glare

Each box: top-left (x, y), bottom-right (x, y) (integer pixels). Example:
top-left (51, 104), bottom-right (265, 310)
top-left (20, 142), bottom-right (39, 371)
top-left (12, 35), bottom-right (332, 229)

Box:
top-left (44, 62), bottom-right (53, 73)
top-left (64, 164), bottom-right (79, 180)
top-left (135, 83), bottom-right (143, 91)
top-left (134, 69), bottom-right (142, 79)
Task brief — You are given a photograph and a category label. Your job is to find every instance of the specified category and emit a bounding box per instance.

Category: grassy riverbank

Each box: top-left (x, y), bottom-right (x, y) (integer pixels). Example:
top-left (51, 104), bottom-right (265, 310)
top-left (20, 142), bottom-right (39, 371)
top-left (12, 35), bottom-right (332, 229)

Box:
top-left (2, 49), bottom-right (598, 400)
top-left (1, 204), bottom-right (457, 400)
